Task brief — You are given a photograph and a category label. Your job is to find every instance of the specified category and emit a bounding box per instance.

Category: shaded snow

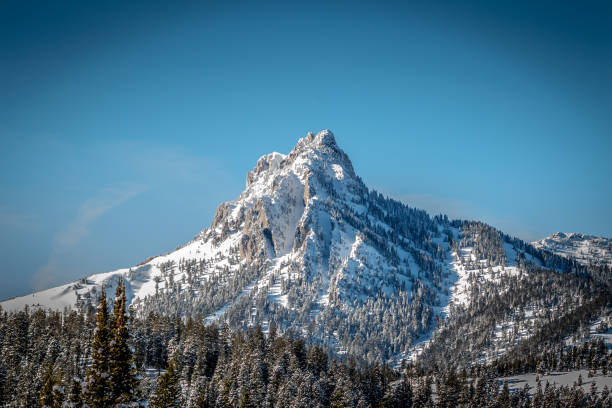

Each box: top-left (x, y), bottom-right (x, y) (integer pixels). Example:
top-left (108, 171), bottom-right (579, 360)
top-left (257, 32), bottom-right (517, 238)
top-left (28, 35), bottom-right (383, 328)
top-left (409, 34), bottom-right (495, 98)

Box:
top-left (499, 369), bottom-right (612, 395)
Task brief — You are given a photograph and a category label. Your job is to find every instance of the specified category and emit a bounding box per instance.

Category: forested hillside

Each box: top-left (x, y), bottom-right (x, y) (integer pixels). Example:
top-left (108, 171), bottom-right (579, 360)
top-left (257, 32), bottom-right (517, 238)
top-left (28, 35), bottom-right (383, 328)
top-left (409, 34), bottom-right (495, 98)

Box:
top-left (0, 282), bottom-right (610, 407)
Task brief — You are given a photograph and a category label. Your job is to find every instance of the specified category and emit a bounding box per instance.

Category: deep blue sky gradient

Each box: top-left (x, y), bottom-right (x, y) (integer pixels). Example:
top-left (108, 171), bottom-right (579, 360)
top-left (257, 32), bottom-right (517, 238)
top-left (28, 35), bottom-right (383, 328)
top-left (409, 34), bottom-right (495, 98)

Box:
top-left (1, 0), bottom-right (610, 299)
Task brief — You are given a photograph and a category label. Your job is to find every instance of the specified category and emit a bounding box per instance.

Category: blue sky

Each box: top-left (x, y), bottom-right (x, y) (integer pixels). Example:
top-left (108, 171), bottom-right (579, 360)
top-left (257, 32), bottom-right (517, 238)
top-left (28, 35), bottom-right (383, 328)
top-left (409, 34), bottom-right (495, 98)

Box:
top-left (1, 0), bottom-right (610, 300)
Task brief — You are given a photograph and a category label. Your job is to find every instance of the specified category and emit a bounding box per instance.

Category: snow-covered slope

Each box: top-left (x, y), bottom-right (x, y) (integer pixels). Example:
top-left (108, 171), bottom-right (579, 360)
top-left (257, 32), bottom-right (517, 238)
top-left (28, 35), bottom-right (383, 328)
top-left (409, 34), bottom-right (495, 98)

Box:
top-left (2, 130), bottom-right (608, 365)
top-left (532, 232), bottom-right (612, 268)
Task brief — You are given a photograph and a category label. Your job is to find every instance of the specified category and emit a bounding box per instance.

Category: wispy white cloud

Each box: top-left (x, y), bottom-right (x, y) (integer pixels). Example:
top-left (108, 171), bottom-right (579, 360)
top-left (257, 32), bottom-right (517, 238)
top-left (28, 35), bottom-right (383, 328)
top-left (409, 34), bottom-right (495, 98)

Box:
top-left (32, 183), bottom-right (147, 290)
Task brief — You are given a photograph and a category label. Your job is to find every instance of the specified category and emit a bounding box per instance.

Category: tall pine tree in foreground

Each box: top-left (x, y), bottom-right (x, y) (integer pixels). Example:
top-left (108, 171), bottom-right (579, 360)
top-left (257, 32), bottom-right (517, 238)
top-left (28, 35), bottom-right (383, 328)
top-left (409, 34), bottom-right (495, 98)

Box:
top-left (109, 277), bottom-right (136, 404)
top-left (84, 288), bottom-right (113, 408)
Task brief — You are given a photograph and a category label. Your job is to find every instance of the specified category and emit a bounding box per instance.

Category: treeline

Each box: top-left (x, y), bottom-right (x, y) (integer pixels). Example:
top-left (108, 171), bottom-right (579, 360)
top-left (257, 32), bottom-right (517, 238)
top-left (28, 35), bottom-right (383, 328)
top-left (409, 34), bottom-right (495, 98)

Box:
top-left (489, 337), bottom-right (610, 377)
top-left (418, 259), bottom-right (611, 370)
top-left (1, 298), bottom-right (611, 407)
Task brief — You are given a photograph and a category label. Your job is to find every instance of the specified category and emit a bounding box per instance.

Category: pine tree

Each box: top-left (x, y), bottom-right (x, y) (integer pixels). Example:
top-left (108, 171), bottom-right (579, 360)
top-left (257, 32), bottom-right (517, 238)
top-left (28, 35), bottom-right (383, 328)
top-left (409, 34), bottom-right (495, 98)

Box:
top-left (109, 277), bottom-right (136, 404)
top-left (67, 377), bottom-right (84, 408)
top-left (151, 360), bottom-right (182, 408)
top-left (382, 376), bottom-right (412, 408)
top-left (84, 288), bottom-right (113, 408)
top-left (496, 381), bottom-right (511, 408)
top-left (239, 390), bottom-right (252, 408)
top-left (471, 375), bottom-right (487, 408)
top-left (39, 364), bottom-right (64, 408)
top-left (533, 378), bottom-right (543, 408)
top-left (0, 362), bottom-right (6, 406)
top-left (52, 376), bottom-right (65, 408)
top-left (193, 382), bottom-right (210, 408)
top-left (39, 364), bottom-right (56, 408)
top-left (437, 370), bottom-right (461, 408)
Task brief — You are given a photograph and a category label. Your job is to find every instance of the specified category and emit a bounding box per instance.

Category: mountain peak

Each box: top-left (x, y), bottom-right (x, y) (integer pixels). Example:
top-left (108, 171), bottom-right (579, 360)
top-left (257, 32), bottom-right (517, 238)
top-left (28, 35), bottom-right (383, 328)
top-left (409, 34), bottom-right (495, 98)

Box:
top-left (298, 129), bottom-right (338, 152)
top-left (245, 130), bottom-right (356, 190)
top-left (290, 129), bottom-right (356, 178)
top-left (308, 129), bottom-right (336, 147)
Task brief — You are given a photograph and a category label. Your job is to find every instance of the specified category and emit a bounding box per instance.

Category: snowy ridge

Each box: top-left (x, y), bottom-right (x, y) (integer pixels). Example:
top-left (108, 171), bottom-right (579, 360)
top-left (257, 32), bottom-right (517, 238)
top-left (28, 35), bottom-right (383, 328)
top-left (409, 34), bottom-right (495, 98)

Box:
top-left (532, 232), bottom-right (612, 268)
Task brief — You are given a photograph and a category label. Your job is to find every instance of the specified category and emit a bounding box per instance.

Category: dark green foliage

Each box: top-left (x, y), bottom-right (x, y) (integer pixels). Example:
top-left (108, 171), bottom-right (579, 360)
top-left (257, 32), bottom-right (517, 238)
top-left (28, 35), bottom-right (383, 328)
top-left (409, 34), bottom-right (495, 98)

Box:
top-left (436, 370), bottom-right (462, 408)
top-left (0, 305), bottom-right (610, 407)
top-left (490, 337), bottom-right (610, 377)
top-left (39, 364), bottom-right (62, 408)
top-left (382, 376), bottom-right (412, 408)
top-left (67, 376), bottom-right (85, 408)
top-left (151, 360), bottom-right (182, 408)
top-left (84, 289), bottom-right (113, 408)
top-left (109, 277), bottom-right (136, 404)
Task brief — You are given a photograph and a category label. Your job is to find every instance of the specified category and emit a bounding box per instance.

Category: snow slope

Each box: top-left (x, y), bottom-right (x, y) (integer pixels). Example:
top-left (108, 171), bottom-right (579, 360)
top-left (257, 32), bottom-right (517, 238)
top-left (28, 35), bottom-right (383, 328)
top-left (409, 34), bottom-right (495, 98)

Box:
top-left (532, 232), bottom-right (612, 268)
top-left (499, 369), bottom-right (612, 396)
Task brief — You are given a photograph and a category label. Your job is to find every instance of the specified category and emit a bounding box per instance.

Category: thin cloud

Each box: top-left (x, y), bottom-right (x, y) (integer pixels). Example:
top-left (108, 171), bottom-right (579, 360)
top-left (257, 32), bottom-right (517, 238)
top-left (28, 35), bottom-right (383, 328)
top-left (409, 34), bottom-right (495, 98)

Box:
top-left (33, 183), bottom-right (147, 291)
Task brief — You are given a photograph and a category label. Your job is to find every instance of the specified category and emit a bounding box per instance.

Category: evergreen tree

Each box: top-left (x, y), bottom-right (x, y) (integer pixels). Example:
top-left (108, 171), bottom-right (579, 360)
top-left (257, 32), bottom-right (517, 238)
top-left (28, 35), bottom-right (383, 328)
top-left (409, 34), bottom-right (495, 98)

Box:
top-left (239, 390), bottom-right (252, 408)
top-left (193, 383), bottom-right (210, 408)
top-left (52, 376), bottom-right (65, 408)
top-left (109, 277), bottom-right (136, 404)
top-left (39, 364), bottom-right (56, 408)
top-left (496, 381), bottom-right (511, 408)
top-left (382, 376), bottom-right (412, 408)
top-left (470, 375), bottom-right (487, 408)
top-left (437, 370), bottom-right (461, 408)
top-left (413, 376), bottom-right (432, 408)
top-left (533, 378), bottom-right (543, 408)
top-left (84, 288), bottom-right (113, 408)
top-left (0, 362), bottom-right (6, 406)
top-left (67, 377), bottom-right (84, 408)
top-left (151, 360), bottom-right (182, 408)
top-left (39, 364), bottom-right (65, 408)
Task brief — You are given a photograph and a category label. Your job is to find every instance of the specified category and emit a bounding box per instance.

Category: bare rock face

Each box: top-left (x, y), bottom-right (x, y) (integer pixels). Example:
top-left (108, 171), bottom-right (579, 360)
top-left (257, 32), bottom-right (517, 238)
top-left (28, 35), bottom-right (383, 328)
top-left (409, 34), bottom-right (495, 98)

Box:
top-left (211, 202), bottom-right (231, 230)
top-left (237, 200), bottom-right (276, 261)
top-left (303, 170), bottom-right (314, 203)
top-left (246, 152), bottom-right (286, 188)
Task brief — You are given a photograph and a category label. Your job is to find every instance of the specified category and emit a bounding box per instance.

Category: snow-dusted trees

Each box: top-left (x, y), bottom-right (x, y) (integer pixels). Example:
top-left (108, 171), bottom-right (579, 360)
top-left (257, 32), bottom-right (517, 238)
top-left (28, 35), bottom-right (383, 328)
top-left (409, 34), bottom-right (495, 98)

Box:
top-left (83, 288), bottom-right (113, 407)
top-left (82, 279), bottom-right (137, 407)
top-left (109, 277), bottom-right (137, 404)
top-left (0, 307), bottom-right (610, 407)
top-left (39, 364), bottom-right (64, 408)
top-left (151, 360), bottom-right (182, 408)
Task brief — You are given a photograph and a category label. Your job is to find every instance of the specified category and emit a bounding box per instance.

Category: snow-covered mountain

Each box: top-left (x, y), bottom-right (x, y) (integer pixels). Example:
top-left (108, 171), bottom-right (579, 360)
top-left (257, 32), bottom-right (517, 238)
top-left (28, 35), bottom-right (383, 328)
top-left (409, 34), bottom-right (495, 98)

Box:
top-left (1, 130), bottom-right (609, 365)
top-left (532, 232), bottom-right (612, 268)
